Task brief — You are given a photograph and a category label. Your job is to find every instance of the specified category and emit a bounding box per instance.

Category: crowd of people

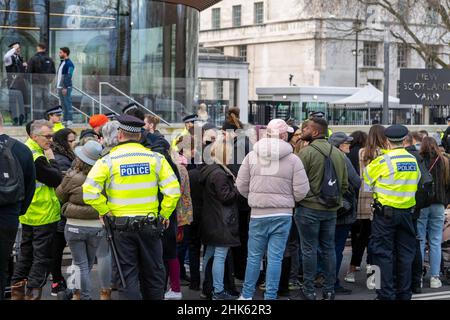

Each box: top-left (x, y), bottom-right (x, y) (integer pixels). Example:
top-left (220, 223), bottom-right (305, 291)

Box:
top-left (3, 42), bottom-right (74, 126)
top-left (0, 104), bottom-right (449, 301)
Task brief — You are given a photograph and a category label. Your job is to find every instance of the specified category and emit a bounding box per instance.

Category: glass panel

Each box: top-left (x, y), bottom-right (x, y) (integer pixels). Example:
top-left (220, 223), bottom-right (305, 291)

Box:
top-left (0, 0), bottom-right (199, 125)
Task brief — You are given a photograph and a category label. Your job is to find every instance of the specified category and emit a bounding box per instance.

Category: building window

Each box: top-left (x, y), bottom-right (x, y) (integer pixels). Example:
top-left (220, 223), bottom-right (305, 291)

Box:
top-left (254, 2), bottom-right (264, 25)
top-left (232, 5), bottom-right (242, 27)
top-left (397, 44), bottom-right (408, 68)
top-left (215, 80), bottom-right (223, 100)
top-left (216, 47), bottom-right (224, 55)
top-left (212, 8), bottom-right (221, 29)
top-left (363, 42), bottom-right (378, 67)
top-left (238, 45), bottom-right (247, 61)
top-left (368, 79), bottom-right (382, 90)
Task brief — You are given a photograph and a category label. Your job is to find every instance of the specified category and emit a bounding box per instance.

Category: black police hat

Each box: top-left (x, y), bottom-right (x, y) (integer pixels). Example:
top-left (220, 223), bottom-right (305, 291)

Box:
top-left (46, 106), bottom-right (63, 116)
top-left (182, 114), bottom-right (199, 123)
top-left (8, 42), bottom-right (19, 48)
top-left (105, 112), bottom-right (117, 120)
top-left (446, 115), bottom-right (450, 122)
top-left (385, 124), bottom-right (408, 142)
top-left (122, 103), bottom-right (139, 115)
top-left (309, 111), bottom-right (325, 119)
top-left (79, 129), bottom-right (101, 141)
top-left (116, 115), bottom-right (145, 133)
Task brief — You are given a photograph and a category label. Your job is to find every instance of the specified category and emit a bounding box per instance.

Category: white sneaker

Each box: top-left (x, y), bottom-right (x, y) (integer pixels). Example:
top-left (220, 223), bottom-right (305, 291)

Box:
top-left (430, 276), bottom-right (442, 289)
top-left (237, 295), bottom-right (252, 300)
top-left (344, 272), bottom-right (355, 283)
top-left (164, 289), bottom-right (182, 300)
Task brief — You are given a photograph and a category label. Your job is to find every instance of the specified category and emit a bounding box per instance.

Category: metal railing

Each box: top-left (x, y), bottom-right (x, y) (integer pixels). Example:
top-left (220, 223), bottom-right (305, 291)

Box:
top-left (50, 92), bottom-right (91, 120)
top-left (99, 82), bottom-right (171, 126)
top-left (72, 86), bottom-right (119, 117)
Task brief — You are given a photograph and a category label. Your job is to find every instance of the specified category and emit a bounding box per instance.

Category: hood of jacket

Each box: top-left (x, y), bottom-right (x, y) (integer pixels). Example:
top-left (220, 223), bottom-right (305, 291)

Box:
top-left (142, 130), bottom-right (170, 153)
top-left (199, 163), bottom-right (221, 185)
top-left (253, 138), bottom-right (293, 164)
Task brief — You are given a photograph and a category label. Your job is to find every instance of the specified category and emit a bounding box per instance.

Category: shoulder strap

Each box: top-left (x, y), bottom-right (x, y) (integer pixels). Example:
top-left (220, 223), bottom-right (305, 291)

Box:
top-left (310, 143), bottom-right (332, 158)
top-left (429, 156), bottom-right (440, 173)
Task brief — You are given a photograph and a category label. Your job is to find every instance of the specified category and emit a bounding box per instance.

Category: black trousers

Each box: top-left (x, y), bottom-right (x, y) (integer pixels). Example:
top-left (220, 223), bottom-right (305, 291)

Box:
top-left (12, 222), bottom-right (57, 288)
top-left (370, 209), bottom-right (416, 300)
top-left (411, 218), bottom-right (423, 289)
top-left (50, 231), bottom-right (67, 283)
top-left (188, 223), bottom-right (202, 287)
top-left (350, 219), bottom-right (372, 267)
top-left (0, 224), bottom-right (18, 300)
top-left (113, 228), bottom-right (166, 300)
top-left (231, 210), bottom-right (250, 280)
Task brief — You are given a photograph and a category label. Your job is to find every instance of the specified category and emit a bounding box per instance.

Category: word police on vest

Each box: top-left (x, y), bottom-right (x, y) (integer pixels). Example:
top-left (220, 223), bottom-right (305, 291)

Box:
top-left (397, 162), bottom-right (417, 172)
top-left (120, 163), bottom-right (150, 176)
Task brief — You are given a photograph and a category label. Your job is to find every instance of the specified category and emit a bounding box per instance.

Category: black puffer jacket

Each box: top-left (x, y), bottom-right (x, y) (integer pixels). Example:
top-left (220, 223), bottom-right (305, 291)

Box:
top-left (199, 164), bottom-right (240, 247)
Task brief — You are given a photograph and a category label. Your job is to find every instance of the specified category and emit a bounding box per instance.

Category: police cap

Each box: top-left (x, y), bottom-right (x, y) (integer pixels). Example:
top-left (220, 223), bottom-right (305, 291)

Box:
top-left (105, 112), bottom-right (117, 120)
top-left (385, 124), bottom-right (408, 142)
top-left (182, 114), bottom-right (199, 123)
top-left (46, 106), bottom-right (63, 116)
top-left (446, 115), bottom-right (450, 122)
top-left (309, 111), bottom-right (325, 119)
top-left (116, 115), bottom-right (145, 133)
top-left (122, 103), bottom-right (139, 115)
top-left (8, 42), bottom-right (19, 48)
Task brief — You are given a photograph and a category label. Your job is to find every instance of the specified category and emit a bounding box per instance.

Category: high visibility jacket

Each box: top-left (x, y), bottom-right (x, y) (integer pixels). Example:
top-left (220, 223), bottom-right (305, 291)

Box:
top-left (53, 122), bottom-right (65, 133)
top-left (20, 139), bottom-right (61, 226)
top-left (83, 142), bottom-right (181, 219)
top-left (171, 128), bottom-right (189, 152)
top-left (364, 148), bottom-right (420, 209)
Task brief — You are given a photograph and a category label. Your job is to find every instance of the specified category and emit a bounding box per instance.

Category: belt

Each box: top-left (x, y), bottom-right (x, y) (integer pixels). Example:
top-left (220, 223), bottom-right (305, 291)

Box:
top-left (109, 214), bottom-right (161, 233)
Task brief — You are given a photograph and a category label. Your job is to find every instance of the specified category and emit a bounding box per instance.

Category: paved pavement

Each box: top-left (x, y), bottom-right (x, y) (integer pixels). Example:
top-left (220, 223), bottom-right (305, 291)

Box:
top-left (40, 246), bottom-right (450, 301)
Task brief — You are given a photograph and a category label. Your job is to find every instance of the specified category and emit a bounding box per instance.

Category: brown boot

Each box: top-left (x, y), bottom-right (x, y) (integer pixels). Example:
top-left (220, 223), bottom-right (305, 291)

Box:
top-left (11, 280), bottom-right (27, 300)
top-left (100, 288), bottom-right (112, 300)
top-left (72, 290), bottom-right (81, 300)
top-left (24, 288), bottom-right (42, 300)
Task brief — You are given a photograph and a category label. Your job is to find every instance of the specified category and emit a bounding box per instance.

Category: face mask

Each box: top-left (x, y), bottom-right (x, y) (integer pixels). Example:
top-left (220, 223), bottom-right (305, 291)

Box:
top-left (415, 143), bottom-right (421, 151)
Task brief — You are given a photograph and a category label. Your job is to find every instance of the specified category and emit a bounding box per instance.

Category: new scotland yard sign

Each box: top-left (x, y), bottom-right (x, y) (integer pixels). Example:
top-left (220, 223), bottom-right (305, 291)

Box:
top-left (399, 69), bottom-right (450, 105)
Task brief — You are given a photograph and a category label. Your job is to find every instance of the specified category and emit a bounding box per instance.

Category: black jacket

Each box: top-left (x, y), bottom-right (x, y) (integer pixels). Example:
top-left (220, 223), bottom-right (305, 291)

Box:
top-left (27, 52), bottom-right (56, 84)
top-left (444, 126), bottom-right (450, 153)
top-left (423, 154), bottom-right (450, 206)
top-left (348, 144), bottom-right (363, 174)
top-left (54, 152), bottom-right (74, 173)
top-left (0, 135), bottom-right (36, 227)
top-left (187, 164), bottom-right (203, 230)
top-left (199, 164), bottom-right (240, 247)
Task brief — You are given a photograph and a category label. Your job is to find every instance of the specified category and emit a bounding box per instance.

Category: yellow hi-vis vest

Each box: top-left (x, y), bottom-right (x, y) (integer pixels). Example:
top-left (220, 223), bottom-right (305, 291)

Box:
top-left (21, 139), bottom-right (61, 226)
top-left (83, 142), bottom-right (181, 219)
top-left (364, 148), bottom-right (420, 209)
top-left (171, 128), bottom-right (189, 152)
top-left (52, 122), bottom-right (65, 133)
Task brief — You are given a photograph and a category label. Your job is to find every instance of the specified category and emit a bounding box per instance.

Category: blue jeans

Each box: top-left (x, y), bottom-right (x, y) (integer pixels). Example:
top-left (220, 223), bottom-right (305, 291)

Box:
top-left (58, 87), bottom-right (73, 122)
top-left (417, 204), bottom-right (445, 277)
top-left (295, 206), bottom-right (336, 295)
top-left (204, 246), bottom-right (229, 294)
top-left (334, 225), bottom-right (351, 288)
top-left (242, 216), bottom-right (292, 300)
top-left (65, 225), bottom-right (103, 300)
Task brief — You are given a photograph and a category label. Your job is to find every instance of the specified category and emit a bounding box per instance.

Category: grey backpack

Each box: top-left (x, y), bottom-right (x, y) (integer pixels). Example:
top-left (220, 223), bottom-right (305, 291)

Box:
top-left (0, 137), bottom-right (25, 206)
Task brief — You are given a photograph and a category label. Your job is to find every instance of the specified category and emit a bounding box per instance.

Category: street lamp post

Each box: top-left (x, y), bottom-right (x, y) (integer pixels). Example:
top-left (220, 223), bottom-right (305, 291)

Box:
top-left (355, 30), bottom-right (359, 87)
top-left (382, 24), bottom-right (390, 125)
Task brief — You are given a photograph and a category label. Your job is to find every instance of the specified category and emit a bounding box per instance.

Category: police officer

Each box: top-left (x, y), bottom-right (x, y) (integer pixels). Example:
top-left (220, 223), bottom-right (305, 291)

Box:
top-left (4, 42), bottom-right (27, 125)
top-left (83, 115), bottom-right (181, 300)
top-left (364, 124), bottom-right (421, 300)
top-left (171, 114), bottom-right (198, 151)
top-left (45, 106), bottom-right (65, 133)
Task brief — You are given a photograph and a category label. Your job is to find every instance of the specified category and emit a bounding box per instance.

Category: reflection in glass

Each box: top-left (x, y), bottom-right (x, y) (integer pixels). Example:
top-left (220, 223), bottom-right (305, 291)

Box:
top-left (0, 0), bottom-right (199, 124)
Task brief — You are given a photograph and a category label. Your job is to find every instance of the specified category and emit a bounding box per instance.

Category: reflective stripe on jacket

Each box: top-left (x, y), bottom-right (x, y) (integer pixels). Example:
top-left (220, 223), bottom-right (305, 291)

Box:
top-left (20, 139), bottom-right (61, 226)
top-left (364, 148), bottom-right (420, 209)
top-left (83, 142), bottom-right (180, 219)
